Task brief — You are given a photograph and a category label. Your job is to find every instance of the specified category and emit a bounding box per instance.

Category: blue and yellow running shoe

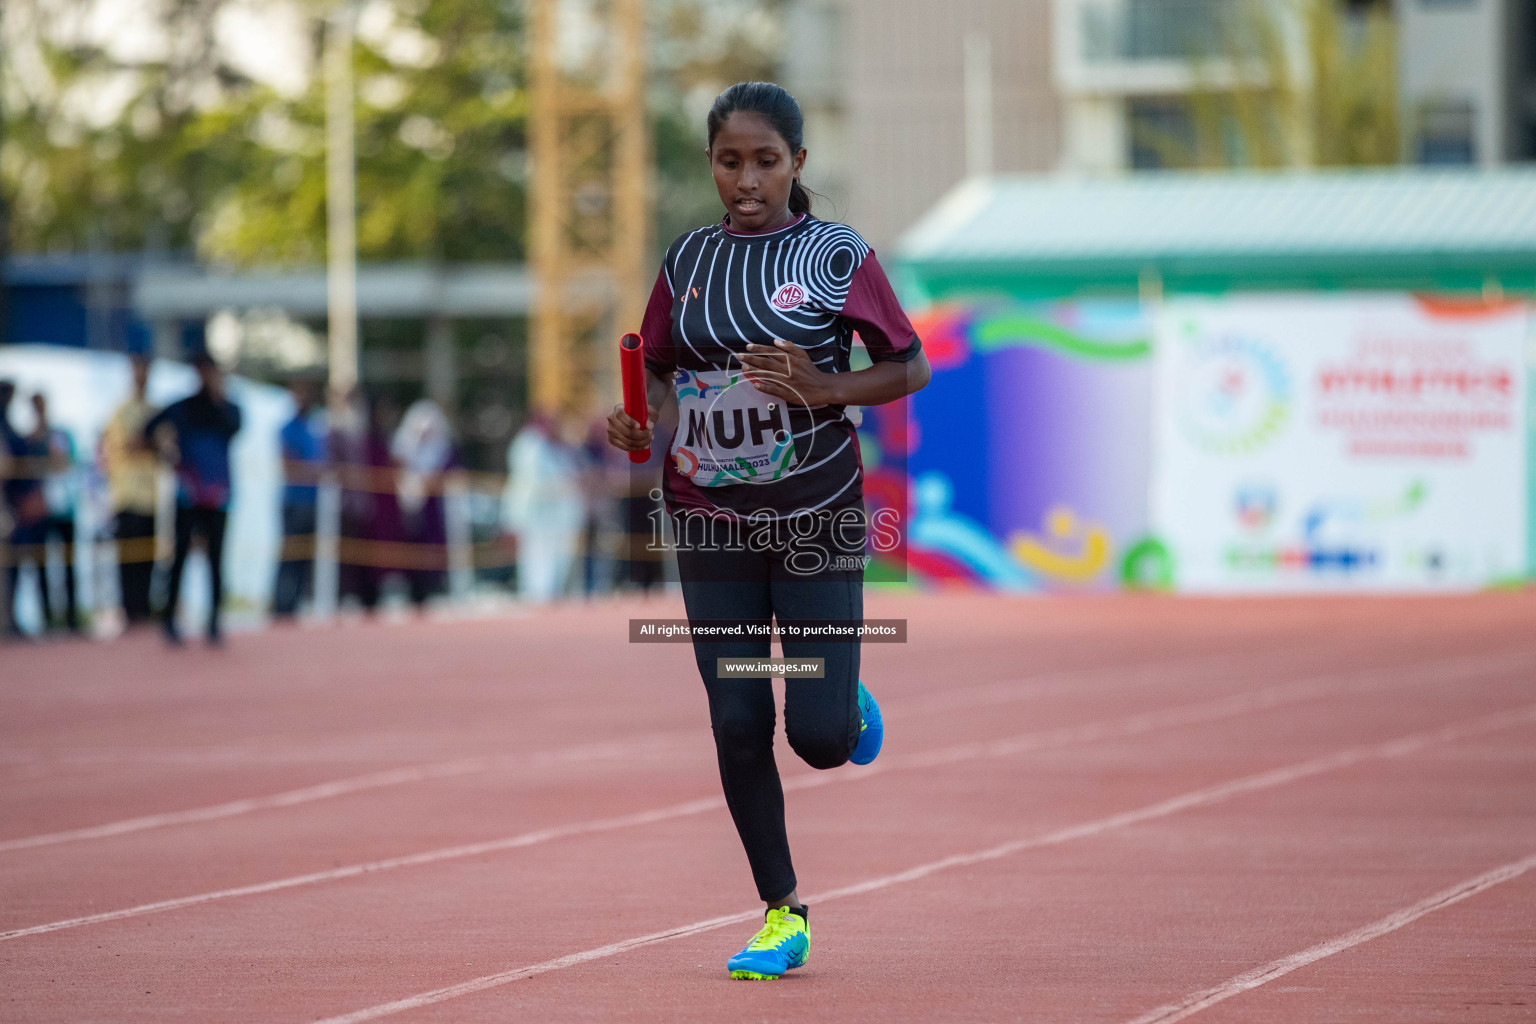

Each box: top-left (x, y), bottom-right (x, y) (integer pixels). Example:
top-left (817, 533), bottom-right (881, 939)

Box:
top-left (850, 680), bottom-right (883, 765)
top-left (727, 905), bottom-right (809, 980)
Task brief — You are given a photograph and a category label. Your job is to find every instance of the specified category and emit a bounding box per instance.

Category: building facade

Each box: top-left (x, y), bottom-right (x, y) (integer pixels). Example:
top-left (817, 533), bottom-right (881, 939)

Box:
top-left (781, 0), bottom-right (1536, 251)
top-left (782, 0), bottom-right (1061, 253)
top-left (1398, 0), bottom-right (1536, 164)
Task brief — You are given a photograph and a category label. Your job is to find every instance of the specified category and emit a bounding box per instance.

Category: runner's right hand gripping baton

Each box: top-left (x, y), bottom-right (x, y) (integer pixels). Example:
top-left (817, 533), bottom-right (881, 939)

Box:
top-left (620, 332), bottom-right (650, 464)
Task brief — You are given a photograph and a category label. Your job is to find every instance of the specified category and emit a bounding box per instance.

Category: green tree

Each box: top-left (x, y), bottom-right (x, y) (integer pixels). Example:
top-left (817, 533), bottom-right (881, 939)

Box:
top-left (201, 0), bottom-right (528, 266)
top-left (1, 0), bottom-right (260, 254)
top-left (2, 0), bottom-right (530, 265)
top-left (1132, 0), bottom-right (1399, 170)
top-left (2, 0), bottom-right (785, 266)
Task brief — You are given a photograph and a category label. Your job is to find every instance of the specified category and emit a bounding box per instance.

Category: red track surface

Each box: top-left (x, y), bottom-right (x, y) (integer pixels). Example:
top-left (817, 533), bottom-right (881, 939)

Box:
top-left (2, 592), bottom-right (1534, 1022)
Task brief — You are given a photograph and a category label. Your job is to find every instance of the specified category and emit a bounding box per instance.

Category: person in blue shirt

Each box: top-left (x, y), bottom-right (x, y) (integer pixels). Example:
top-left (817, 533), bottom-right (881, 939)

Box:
top-left (273, 377), bottom-right (326, 619)
top-left (144, 353), bottom-right (242, 646)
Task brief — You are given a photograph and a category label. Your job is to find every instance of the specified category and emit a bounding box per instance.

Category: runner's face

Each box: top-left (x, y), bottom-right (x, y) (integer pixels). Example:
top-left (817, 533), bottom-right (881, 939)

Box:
top-left (708, 112), bottom-right (806, 232)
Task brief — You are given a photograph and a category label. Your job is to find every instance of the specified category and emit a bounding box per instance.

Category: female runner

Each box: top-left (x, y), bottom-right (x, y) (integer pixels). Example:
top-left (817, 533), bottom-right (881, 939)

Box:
top-left (608, 81), bottom-right (930, 980)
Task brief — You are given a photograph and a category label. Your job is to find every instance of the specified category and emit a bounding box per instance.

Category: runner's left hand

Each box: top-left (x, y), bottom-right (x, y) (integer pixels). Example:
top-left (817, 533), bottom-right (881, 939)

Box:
top-left (740, 340), bottom-right (841, 406)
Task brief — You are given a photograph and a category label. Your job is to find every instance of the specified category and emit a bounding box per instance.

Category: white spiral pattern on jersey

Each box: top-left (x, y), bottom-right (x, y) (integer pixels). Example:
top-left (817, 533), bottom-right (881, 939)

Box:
top-left (666, 218), bottom-right (870, 365)
top-left (674, 228), bottom-right (719, 365)
top-left (657, 216), bottom-right (873, 517)
top-left (786, 222), bottom-right (867, 314)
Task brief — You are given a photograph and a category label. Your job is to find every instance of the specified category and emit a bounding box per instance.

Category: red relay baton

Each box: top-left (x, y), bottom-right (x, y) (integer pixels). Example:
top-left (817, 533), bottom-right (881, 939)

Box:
top-left (619, 332), bottom-right (650, 464)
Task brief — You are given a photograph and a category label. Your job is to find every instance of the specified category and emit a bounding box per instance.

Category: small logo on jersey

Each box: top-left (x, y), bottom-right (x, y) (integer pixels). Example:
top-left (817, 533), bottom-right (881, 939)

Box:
top-left (674, 447), bottom-right (700, 478)
top-left (771, 282), bottom-right (807, 311)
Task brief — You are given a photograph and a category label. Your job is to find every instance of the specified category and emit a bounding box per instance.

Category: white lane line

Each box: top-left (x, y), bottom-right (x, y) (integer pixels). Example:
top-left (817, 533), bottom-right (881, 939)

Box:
top-left (0, 734), bottom-right (697, 854)
top-left (0, 654), bottom-right (1244, 842)
top-left (0, 796), bottom-right (729, 942)
top-left (898, 636), bottom-right (1511, 718)
top-left (1122, 851), bottom-right (1536, 1024)
top-left (311, 907), bottom-right (766, 1024)
top-left (5, 646), bottom-right (1524, 855)
top-left (0, 744), bottom-right (514, 766)
top-left (898, 647), bottom-right (1285, 716)
top-left (1, 655), bottom-right (1526, 943)
top-left (785, 648), bottom-right (1528, 790)
top-left (0, 649), bottom-right (1257, 768)
top-left (0, 647), bottom-right (1322, 852)
top-left (308, 703), bottom-right (1536, 1024)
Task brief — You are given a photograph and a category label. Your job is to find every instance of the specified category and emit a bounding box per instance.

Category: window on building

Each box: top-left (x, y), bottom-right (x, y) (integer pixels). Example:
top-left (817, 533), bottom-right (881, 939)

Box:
top-left (1126, 96), bottom-right (1254, 169)
top-left (1512, 0), bottom-right (1536, 160)
top-left (1123, 0), bottom-right (1227, 60)
top-left (1415, 101), bottom-right (1477, 164)
top-left (1128, 98), bottom-right (1197, 169)
top-left (1084, 0), bottom-right (1236, 63)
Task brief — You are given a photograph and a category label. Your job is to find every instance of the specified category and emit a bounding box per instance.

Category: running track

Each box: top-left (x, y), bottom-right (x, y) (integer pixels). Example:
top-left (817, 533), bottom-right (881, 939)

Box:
top-left (2, 592), bottom-right (1533, 1022)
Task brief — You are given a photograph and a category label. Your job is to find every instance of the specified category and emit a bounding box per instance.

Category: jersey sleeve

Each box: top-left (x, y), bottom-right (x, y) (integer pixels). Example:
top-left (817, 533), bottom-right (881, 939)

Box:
top-left (841, 252), bottom-right (923, 364)
top-left (639, 267), bottom-right (676, 377)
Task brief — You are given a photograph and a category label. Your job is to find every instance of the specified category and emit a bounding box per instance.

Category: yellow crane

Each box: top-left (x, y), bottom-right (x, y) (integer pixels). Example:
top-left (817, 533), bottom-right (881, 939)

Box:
top-left (528, 0), bottom-right (651, 419)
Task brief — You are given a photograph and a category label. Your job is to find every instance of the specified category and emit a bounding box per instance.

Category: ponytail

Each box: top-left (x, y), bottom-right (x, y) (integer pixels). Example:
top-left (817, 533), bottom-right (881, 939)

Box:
top-left (789, 178), bottom-right (812, 216)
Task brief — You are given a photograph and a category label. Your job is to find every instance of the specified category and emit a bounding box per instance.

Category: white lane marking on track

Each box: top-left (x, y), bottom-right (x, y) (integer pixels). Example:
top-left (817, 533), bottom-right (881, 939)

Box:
top-left (1, 656), bottom-right (1528, 942)
top-left (0, 649), bottom-right (1253, 767)
top-left (0, 743), bottom-right (504, 766)
top-left (898, 647), bottom-right (1283, 716)
top-left (0, 652), bottom-right (1251, 839)
top-left (306, 703), bottom-right (1536, 1024)
top-left (1122, 851), bottom-right (1536, 1024)
top-left (0, 734), bottom-right (697, 854)
top-left (0, 650), bottom-right (1275, 774)
top-left (4, 647), bottom-right (1524, 854)
top-left (0, 651), bottom-right (1293, 851)
top-left (0, 796), bottom-right (729, 942)
top-left (308, 908), bottom-right (769, 1024)
top-left (784, 648), bottom-right (1529, 790)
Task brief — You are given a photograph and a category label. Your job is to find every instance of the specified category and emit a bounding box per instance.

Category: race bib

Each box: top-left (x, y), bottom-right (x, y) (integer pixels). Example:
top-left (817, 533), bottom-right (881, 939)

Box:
top-left (670, 368), bottom-right (799, 486)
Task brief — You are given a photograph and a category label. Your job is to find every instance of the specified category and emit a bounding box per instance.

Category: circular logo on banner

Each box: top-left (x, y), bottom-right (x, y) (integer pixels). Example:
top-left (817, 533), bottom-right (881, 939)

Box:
top-left (771, 282), bottom-right (807, 311)
top-left (1178, 334), bottom-right (1291, 456)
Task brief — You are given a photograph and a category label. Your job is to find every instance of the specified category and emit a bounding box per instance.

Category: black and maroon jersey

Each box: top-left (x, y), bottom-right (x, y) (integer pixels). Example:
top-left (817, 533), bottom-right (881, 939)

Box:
top-left (640, 214), bottom-right (922, 519)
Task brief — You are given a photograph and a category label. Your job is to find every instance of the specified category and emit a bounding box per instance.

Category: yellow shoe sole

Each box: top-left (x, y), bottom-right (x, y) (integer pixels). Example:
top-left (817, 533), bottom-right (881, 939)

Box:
top-left (730, 970), bottom-right (780, 980)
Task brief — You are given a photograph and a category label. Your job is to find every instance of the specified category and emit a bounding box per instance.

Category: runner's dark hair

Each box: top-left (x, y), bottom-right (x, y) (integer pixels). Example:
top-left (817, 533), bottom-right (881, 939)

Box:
top-left (706, 82), bottom-right (816, 216)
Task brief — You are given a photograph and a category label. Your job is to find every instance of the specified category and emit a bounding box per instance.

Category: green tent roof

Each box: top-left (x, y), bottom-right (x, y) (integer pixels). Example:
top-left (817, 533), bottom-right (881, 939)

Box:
top-left (895, 168), bottom-right (1536, 299)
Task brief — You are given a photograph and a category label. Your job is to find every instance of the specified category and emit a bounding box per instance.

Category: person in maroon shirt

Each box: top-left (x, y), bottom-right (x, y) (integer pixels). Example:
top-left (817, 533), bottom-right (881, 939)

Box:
top-left (608, 81), bottom-right (930, 980)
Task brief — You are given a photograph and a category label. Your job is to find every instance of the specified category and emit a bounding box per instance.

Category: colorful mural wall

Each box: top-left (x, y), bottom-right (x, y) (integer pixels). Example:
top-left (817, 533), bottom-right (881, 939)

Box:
top-left (869, 294), bottom-right (1534, 592)
top-left (860, 301), bottom-right (1159, 590)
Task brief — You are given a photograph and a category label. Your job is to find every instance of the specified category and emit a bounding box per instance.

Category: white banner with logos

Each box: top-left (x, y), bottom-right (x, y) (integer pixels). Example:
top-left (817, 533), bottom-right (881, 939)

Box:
top-left (1150, 294), bottom-right (1529, 592)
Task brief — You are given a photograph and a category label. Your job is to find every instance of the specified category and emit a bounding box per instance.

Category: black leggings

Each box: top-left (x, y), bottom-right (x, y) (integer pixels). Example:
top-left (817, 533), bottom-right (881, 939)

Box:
top-left (115, 511), bottom-right (157, 624)
top-left (164, 504), bottom-right (228, 634)
top-left (674, 508), bottom-right (864, 903)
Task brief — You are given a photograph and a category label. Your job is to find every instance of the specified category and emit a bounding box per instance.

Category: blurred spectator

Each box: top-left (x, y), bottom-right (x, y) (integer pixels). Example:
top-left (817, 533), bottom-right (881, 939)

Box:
top-left (335, 389), bottom-right (401, 613)
top-left (578, 417), bottom-right (618, 597)
top-left (504, 412), bottom-right (584, 604)
top-left (30, 393), bottom-right (81, 634)
top-left (3, 380), bottom-right (50, 638)
top-left (0, 386), bottom-right (8, 636)
top-left (145, 353), bottom-right (242, 646)
top-left (390, 398), bottom-right (455, 609)
top-left (100, 356), bottom-right (161, 627)
top-left (273, 378), bottom-right (326, 620)
top-left (609, 413), bottom-right (666, 595)
top-left (1, 381), bottom-right (16, 634)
